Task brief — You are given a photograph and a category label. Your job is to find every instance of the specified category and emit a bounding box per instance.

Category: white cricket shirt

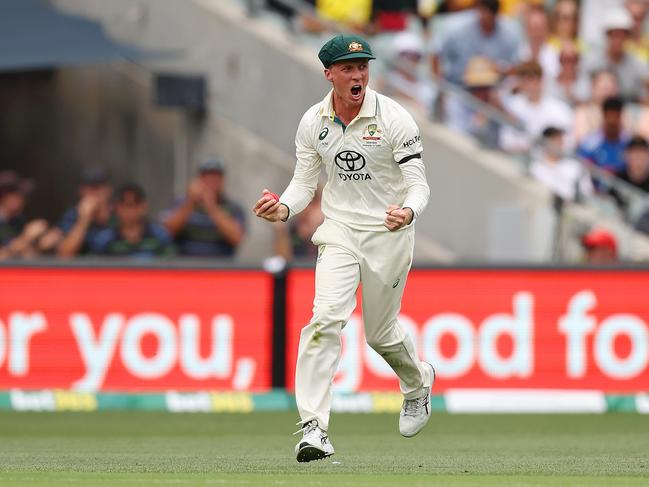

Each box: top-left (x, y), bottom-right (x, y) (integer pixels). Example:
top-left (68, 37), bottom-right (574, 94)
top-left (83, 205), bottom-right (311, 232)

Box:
top-left (280, 87), bottom-right (430, 231)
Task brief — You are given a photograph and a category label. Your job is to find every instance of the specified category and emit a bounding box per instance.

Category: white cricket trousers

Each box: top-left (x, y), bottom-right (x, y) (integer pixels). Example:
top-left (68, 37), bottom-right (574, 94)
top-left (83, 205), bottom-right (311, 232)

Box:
top-left (295, 218), bottom-right (425, 431)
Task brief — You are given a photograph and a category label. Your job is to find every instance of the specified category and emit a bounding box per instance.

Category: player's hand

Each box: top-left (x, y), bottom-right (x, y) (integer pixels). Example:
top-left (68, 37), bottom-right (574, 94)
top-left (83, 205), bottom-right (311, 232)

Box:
top-left (253, 189), bottom-right (287, 222)
top-left (384, 205), bottom-right (413, 232)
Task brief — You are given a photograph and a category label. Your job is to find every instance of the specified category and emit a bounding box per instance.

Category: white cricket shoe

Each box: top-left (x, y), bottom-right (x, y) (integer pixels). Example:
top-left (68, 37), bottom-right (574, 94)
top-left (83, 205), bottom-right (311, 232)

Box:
top-left (294, 419), bottom-right (334, 463)
top-left (399, 362), bottom-right (435, 438)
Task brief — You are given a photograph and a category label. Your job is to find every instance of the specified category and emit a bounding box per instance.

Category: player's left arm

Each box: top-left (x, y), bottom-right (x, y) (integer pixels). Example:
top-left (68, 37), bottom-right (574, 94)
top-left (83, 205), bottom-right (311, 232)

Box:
top-left (385, 106), bottom-right (430, 231)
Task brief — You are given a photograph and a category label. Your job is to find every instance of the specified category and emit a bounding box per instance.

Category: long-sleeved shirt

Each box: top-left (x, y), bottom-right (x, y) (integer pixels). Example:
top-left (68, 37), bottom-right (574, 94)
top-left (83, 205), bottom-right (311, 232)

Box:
top-left (280, 87), bottom-right (429, 232)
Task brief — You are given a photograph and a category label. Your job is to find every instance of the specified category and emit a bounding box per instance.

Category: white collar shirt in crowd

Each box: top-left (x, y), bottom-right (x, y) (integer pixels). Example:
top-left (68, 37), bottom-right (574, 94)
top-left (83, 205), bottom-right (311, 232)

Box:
top-left (529, 155), bottom-right (593, 201)
top-left (499, 93), bottom-right (574, 153)
top-left (280, 87), bottom-right (430, 232)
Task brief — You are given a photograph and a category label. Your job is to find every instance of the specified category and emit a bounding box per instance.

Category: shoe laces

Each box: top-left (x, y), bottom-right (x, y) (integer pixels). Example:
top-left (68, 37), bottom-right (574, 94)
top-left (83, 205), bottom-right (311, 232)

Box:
top-left (402, 391), bottom-right (429, 417)
top-left (293, 419), bottom-right (319, 436)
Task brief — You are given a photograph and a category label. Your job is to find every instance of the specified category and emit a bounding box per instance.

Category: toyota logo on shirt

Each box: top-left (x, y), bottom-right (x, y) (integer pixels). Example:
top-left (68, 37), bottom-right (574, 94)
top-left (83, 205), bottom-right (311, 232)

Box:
top-left (335, 151), bottom-right (366, 172)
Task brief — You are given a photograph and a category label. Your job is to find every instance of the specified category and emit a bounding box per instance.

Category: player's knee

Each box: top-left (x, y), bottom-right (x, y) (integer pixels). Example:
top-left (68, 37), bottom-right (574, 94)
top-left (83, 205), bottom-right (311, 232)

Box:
top-left (365, 320), bottom-right (402, 351)
top-left (310, 305), bottom-right (348, 329)
top-left (365, 334), bottom-right (390, 352)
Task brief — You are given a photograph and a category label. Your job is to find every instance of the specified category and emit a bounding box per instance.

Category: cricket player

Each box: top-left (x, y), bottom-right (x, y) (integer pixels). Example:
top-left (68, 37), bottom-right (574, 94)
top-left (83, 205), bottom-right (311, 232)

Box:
top-left (253, 34), bottom-right (434, 463)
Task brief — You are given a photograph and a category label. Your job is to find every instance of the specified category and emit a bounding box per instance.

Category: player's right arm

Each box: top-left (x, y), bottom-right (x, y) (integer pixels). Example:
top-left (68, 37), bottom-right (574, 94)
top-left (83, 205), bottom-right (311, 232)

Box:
top-left (253, 107), bottom-right (322, 223)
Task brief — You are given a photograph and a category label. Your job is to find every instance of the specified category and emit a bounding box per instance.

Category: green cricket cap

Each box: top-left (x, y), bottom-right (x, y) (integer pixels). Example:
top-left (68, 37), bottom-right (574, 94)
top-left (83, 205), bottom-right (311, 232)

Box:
top-left (318, 34), bottom-right (376, 68)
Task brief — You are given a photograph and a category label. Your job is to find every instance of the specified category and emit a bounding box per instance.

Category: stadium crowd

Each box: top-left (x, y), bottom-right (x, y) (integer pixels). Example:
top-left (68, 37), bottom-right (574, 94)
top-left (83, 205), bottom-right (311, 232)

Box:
top-left (3, 0), bottom-right (647, 262)
top-left (0, 158), bottom-right (248, 260)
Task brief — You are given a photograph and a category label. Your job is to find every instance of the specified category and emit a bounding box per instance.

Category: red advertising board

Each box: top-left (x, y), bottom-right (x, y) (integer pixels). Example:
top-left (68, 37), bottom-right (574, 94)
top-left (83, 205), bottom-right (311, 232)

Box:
top-left (286, 269), bottom-right (649, 393)
top-left (0, 268), bottom-right (273, 391)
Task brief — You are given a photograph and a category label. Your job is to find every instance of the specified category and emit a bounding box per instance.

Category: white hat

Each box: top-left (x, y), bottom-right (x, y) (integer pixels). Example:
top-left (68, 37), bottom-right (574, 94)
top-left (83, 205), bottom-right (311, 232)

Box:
top-left (603, 8), bottom-right (633, 32)
top-left (392, 32), bottom-right (424, 57)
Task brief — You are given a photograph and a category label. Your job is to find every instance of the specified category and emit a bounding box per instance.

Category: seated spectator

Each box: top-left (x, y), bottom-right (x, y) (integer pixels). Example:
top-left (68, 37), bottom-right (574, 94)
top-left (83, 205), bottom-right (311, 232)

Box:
top-left (0, 171), bottom-right (59, 259)
top-left (530, 126), bottom-right (592, 202)
top-left (163, 157), bottom-right (245, 257)
top-left (547, 0), bottom-right (584, 55)
top-left (315, 0), bottom-right (372, 32)
top-left (448, 56), bottom-right (503, 148)
top-left (581, 8), bottom-right (649, 102)
top-left (616, 135), bottom-right (649, 193)
top-left (57, 168), bottom-right (113, 257)
top-left (574, 70), bottom-right (621, 142)
top-left (500, 61), bottom-right (573, 153)
top-left (431, 0), bottom-right (520, 129)
top-left (378, 32), bottom-right (436, 114)
top-left (625, 0), bottom-right (649, 62)
top-left (545, 42), bottom-right (583, 105)
top-left (432, 0), bottom-right (520, 85)
top-left (92, 183), bottom-right (174, 258)
top-left (519, 5), bottom-right (558, 81)
top-left (274, 188), bottom-right (324, 261)
top-left (577, 96), bottom-right (630, 173)
top-left (581, 228), bottom-right (618, 264)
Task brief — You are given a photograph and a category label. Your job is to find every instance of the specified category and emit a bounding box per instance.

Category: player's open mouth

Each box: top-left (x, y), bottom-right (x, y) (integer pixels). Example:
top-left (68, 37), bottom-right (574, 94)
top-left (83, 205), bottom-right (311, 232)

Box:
top-left (350, 85), bottom-right (362, 100)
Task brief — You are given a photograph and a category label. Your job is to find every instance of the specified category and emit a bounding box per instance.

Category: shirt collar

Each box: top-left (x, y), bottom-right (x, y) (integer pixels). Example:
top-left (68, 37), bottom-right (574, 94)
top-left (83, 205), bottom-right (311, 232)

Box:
top-left (318, 87), bottom-right (377, 120)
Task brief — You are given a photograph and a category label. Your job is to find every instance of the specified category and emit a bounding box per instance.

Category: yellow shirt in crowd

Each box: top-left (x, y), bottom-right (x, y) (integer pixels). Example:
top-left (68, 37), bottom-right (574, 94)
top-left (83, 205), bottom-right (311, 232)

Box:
top-left (316, 0), bottom-right (373, 26)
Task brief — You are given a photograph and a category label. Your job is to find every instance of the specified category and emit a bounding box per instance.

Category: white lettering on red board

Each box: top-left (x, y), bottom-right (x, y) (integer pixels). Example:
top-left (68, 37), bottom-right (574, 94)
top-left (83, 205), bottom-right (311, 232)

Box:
top-left (333, 291), bottom-right (649, 392)
top-left (0, 312), bottom-right (253, 391)
top-left (0, 313), bottom-right (46, 376)
top-left (559, 291), bottom-right (649, 379)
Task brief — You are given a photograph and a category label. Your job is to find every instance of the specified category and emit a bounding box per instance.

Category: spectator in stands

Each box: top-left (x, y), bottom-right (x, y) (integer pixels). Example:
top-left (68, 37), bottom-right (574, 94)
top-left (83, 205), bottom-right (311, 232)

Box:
top-left (57, 168), bottom-right (113, 257)
top-left (574, 70), bottom-right (621, 142)
top-left (548, 0), bottom-right (583, 55)
top-left (378, 32), bottom-right (436, 114)
top-left (163, 157), bottom-right (245, 257)
top-left (582, 8), bottom-right (649, 102)
top-left (616, 135), bottom-right (649, 193)
top-left (519, 5), bottom-right (558, 81)
top-left (625, 0), bottom-right (649, 62)
top-left (314, 0), bottom-right (372, 32)
top-left (530, 126), bottom-right (592, 202)
top-left (448, 56), bottom-right (504, 148)
top-left (274, 187), bottom-right (324, 261)
top-left (0, 171), bottom-right (59, 259)
top-left (545, 42), bottom-right (583, 105)
top-left (577, 96), bottom-right (630, 173)
top-left (432, 0), bottom-right (519, 85)
top-left (431, 0), bottom-right (519, 131)
top-left (267, 0), bottom-right (421, 34)
top-left (92, 183), bottom-right (174, 258)
top-left (500, 61), bottom-right (573, 154)
top-left (581, 228), bottom-right (618, 264)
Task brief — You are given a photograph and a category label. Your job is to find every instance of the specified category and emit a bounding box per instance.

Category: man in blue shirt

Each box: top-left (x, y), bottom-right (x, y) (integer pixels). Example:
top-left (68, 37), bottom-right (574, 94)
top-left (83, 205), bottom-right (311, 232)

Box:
top-left (93, 183), bottom-right (174, 258)
top-left (432, 0), bottom-right (520, 86)
top-left (162, 157), bottom-right (245, 257)
top-left (430, 0), bottom-right (520, 134)
top-left (577, 96), bottom-right (630, 173)
top-left (57, 168), bottom-right (114, 257)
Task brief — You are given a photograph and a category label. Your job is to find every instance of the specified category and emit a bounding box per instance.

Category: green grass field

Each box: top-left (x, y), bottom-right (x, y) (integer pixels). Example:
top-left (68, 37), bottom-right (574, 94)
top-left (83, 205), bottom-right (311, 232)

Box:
top-left (0, 411), bottom-right (648, 486)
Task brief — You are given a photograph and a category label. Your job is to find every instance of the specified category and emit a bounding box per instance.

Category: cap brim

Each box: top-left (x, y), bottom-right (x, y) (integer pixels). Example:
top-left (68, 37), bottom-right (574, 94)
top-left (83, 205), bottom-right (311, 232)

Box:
top-left (329, 52), bottom-right (376, 66)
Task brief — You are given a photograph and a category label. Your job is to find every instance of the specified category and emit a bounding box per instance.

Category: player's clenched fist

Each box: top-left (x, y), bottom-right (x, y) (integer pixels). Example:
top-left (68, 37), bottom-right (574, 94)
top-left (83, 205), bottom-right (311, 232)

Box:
top-left (253, 189), bottom-right (288, 222)
top-left (383, 205), bottom-right (413, 232)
